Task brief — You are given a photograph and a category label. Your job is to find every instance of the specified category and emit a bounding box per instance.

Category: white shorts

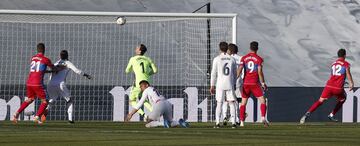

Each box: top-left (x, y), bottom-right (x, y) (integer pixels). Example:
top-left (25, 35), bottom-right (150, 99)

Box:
top-left (216, 88), bottom-right (236, 102)
top-left (47, 83), bottom-right (71, 102)
top-left (148, 100), bottom-right (173, 122)
top-left (235, 87), bottom-right (242, 98)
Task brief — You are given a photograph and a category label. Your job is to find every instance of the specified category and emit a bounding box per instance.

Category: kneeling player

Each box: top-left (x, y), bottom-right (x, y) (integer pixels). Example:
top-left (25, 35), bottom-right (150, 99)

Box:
top-left (300, 48), bottom-right (354, 124)
top-left (44, 50), bottom-right (92, 123)
top-left (125, 80), bottom-right (188, 128)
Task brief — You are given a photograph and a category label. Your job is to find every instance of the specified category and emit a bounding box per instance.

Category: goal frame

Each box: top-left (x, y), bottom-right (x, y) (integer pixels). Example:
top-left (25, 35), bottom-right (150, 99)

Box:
top-left (0, 9), bottom-right (237, 44)
top-left (0, 9), bottom-right (237, 122)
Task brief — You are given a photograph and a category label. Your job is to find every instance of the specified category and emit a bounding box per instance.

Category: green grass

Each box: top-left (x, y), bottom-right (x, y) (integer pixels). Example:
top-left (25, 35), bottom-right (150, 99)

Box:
top-left (1, 122), bottom-right (359, 146)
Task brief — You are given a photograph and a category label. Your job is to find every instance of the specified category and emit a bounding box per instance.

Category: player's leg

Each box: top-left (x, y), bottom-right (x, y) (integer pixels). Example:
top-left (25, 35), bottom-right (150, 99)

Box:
top-left (257, 96), bottom-right (269, 127)
top-left (235, 87), bottom-right (241, 125)
top-left (300, 87), bottom-right (330, 124)
top-left (60, 83), bottom-right (75, 123)
top-left (328, 89), bottom-right (346, 122)
top-left (13, 85), bottom-right (35, 123)
top-left (34, 86), bottom-right (49, 124)
top-left (222, 101), bottom-right (229, 126)
top-left (42, 85), bottom-right (60, 122)
top-left (146, 101), bottom-right (162, 128)
top-left (239, 85), bottom-right (250, 127)
top-left (214, 88), bottom-right (224, 128)
top-left (239, 97), bottom-right (248, 127)
top-left (226, 90), bottom-right (237, 128)
top-left (161, 101), bottom-right (188, 128)
top-left (251, 84), bottom-right (268, 126)
top-left (129, 86), bottom-right (147, 116)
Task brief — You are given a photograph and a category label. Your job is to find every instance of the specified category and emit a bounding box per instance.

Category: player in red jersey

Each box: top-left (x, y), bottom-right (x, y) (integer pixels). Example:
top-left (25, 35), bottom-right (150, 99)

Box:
top-left (236, 41), bottom-right (268, 127)
top-left (12, 43), bottom-right (60, 124)
top-left (300, 48), bottom-right (354, 124)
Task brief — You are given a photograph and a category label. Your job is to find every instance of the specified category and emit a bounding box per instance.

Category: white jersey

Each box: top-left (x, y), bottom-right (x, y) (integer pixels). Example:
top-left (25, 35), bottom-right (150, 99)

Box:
top-left (210, 53), bottom-right (237, 90)
top-left (231, 54), bottom-right (243, 88)
top-left (134, 87), bottom-right (165, 110)
top-left (48, 60), bottom-right (84, 86)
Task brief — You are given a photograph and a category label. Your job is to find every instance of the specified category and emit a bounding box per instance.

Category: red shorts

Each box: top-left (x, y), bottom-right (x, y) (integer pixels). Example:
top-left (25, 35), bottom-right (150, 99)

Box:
top-left (26, 85), bottom-right (47, 99)
top-left (241, 84), bottom-right (264, 98)
top-left (320, 87), bottom-right (346, 100)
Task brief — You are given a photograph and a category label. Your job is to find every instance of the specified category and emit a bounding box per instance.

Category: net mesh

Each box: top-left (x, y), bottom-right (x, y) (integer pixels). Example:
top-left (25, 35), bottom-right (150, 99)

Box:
top-left (0, 12), bottom-right (233, 121)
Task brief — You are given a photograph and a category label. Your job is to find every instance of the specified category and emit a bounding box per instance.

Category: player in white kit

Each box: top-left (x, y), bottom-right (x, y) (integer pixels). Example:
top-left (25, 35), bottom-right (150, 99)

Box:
top-left (43, 50), bottom-right (92, 123)
top-left (222, 43), bottom-right (242, 126)
top-left (210, 42), bottom-right (238, 128)
top-left (125, 80), bottom-right (189, 128)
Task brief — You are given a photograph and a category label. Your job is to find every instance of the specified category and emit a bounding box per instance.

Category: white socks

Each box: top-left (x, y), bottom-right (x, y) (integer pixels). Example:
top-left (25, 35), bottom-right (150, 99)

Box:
top-left (66, 100), bottom-right (74, 121)
top-left (216, 101), bottom-right (223, 125)
top-left (229, 101), bottom-right (236, 125)
top-left (222, 101), bottom-right (229, 120)
top-left (235, 100), bottom-right (240, 123)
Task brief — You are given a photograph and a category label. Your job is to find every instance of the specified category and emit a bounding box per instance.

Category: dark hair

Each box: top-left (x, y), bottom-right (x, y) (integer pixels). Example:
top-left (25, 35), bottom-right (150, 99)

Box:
top-left (139, 80), bottom-right (150, 86)
top-left (219, 42), bottom-right (228, 53)
top-left (337, 48), bottom-right (346, 58)
top-left (37, 43), bottom-right (45, 53)
top-left (60, 50), bottom-right (69, 60)
top-left (139, 44), bottom-right (147, 55)
top-left (228, 43), bottom-right (238, 54)
top-left (250, 41), bottom-right (259, 51)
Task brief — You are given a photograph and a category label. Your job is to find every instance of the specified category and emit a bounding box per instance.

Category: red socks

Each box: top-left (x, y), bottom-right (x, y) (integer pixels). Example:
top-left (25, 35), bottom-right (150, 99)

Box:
top-left (36, 101), bottom-right (48, 116)
top-left (240, 105), bottom-right (246, 121)
top-left (308, 101), bottom-right (323, 113)
top-left (17, 101), bottom-right (31, 113)
top-left (331, 100), bottom-right (345, 115)
top-left (260, 103), bottom-right (267, 117)
top-left (240, 104), bottom-right (267, 121)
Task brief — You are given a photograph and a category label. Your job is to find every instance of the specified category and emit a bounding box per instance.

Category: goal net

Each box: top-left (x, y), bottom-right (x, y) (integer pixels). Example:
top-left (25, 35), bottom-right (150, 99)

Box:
top-left (0, 10), bottom-right (236, 122)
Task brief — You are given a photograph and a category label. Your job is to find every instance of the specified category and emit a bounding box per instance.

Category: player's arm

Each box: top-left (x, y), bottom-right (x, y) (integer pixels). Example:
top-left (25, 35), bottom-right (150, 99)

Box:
top-left (125, 58), bottom-right (133, 74)
top-left (237, 57), bottom-right (244, 79)
top-left (232, 61), bottom-right (238, 88)
top-left (346, 66), bottom-right (354, 91)
top-left (149, 59), bottom-right (158, 75)
top-left (258, 64), bottom-right (267, 91)
top-left (125, 91), bottom-right (148, 121)
top-left (237, 65), bottom-right (244, 79)
top-left (210, 58), bottom-right (217, 95)
top-left (66, 61), bottom-right (92, 79)
top-left (46, 59), bottom-right (63, 72)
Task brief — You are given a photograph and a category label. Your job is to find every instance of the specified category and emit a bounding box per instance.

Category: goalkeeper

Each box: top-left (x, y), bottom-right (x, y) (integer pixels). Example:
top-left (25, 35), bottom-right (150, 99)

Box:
top-left (125, 44), bottom-right (157, 119)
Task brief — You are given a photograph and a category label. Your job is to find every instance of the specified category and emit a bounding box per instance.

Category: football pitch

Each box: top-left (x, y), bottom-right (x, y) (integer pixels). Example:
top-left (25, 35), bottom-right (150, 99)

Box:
top-left (1, 122), bottom-right (359, 146)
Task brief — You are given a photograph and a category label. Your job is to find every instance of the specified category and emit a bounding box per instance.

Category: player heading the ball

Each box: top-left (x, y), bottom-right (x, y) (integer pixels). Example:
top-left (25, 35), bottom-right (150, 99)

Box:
top-left (125, 44), bottom-right (157, 120)
top-left (300, 48), bottom-right (354, 124)
top-left (125, 80), bottom-right (189, 128)
top-left (210, 42), bottom-right (238, 128)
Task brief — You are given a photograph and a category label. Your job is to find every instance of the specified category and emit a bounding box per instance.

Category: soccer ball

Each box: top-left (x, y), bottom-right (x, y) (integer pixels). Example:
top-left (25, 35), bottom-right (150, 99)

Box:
top-left (116, 17), bottom-right (126, 25)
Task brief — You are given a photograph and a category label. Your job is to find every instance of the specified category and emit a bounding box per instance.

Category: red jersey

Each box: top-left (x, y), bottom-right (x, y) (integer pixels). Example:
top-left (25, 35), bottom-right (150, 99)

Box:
top-left (26, 53), bottom-right (54, 86)
top-left (240, 52), bottom-right (264, 85)
top-left (325, 58), bottom-right (350, 89)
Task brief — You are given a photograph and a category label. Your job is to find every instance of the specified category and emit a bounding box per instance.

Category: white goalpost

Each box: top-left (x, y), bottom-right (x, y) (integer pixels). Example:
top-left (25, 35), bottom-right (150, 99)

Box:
top-left (0, 10), bottom-right (237, 122)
